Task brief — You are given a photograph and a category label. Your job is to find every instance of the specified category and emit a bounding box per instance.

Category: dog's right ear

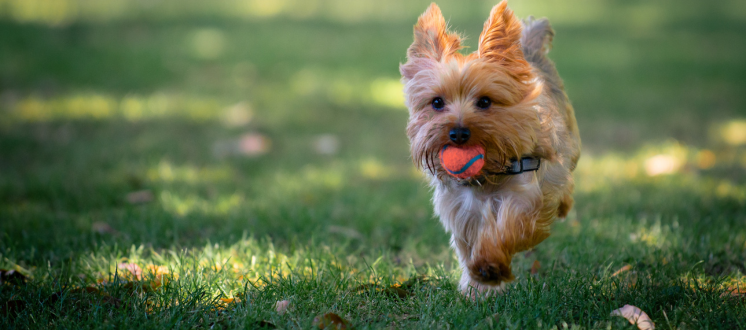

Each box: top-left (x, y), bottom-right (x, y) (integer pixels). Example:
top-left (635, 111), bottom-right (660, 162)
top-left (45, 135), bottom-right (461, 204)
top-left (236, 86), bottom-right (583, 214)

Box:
top-left (400, 3), bottom-right (461, 80)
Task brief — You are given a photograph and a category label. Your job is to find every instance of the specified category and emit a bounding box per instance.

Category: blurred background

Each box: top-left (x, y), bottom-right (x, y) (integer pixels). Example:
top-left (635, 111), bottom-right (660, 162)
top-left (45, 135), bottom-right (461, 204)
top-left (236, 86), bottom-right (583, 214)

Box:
top-left (1, 0), bottom-right (745, 263)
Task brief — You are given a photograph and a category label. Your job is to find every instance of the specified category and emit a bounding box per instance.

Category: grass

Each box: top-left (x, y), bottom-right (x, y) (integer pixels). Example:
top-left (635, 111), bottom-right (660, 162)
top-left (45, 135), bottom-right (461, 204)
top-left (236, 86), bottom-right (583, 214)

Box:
top-left (1, 0), bottom-right (745, 328)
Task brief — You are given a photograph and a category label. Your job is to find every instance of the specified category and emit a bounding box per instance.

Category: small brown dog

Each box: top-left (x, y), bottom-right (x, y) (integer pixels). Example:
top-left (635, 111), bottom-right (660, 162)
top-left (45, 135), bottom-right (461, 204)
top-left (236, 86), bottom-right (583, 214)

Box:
top-left (400, 1), bottom-right (581, 295)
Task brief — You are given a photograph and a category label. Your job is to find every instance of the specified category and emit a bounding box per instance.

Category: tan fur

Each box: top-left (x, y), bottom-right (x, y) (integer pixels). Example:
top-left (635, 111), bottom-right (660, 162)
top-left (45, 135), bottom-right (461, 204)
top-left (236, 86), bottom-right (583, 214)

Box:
top-left (400, 1), bottom-right (581, 296)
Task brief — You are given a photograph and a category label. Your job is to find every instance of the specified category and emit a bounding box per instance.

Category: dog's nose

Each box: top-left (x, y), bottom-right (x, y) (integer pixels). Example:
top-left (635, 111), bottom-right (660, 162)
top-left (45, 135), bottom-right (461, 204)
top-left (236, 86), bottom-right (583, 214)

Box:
top-left (449, 127), bottom-right (471, 145)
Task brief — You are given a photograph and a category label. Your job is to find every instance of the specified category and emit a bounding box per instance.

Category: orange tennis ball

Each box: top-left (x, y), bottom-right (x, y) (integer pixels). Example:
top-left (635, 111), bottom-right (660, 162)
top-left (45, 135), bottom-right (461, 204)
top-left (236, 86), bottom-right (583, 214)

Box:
top-left (439, 145), bottom-right (485, 179)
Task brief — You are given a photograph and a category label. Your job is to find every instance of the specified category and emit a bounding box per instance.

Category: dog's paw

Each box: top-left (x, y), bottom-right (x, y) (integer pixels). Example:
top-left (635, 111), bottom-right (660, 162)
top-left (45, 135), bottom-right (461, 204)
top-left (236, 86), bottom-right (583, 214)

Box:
top-left (466, 250), bottom-right (515, 286)
top-left (459, 276), bottom-right (508, 300)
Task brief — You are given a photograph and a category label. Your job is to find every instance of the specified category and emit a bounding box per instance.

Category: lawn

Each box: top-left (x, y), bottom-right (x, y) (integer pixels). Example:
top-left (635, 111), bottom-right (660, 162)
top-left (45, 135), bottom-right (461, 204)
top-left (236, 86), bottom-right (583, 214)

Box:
top-left (1, 0), bottom-right (745, 328)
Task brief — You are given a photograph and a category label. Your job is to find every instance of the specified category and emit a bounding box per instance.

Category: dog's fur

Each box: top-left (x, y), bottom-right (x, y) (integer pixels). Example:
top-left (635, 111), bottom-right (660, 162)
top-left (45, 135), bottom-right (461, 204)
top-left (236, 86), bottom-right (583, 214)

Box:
top-left (400, 1), bottom-right (581, 295)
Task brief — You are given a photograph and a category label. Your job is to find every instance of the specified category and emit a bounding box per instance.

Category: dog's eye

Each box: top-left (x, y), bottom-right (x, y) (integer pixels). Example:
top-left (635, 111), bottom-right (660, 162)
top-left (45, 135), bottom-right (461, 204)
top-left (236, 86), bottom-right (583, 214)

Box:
top-left (431, 97), bottom-right (445, 111)
top-left (476, 97), bottom-right (492, 109)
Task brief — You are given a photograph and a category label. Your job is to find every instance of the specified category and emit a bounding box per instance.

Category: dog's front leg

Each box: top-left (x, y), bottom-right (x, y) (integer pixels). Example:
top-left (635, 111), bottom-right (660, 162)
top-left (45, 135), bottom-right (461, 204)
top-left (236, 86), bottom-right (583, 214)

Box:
top-left (457, 179), bottom-right (545, 296)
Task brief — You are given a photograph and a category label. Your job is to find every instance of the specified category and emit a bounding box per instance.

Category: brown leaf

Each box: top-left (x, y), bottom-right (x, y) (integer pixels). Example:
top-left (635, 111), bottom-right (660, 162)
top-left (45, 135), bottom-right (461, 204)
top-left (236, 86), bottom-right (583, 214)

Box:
top-left (530, 260), bottom-right (541, 275)
top-left (313, 313), bottom-right (351, 329)
top-left (117, 263), bottom-right (143, 280)
top-left (274, 300), bottom-right (290, 315)
top-left (611, 305), bottom-right (655, 330)
top-left (1, 300), bottom-right (26, 318)
top-left (126, 190), bottom-right (154, 204)
top-left (611, 265), bottom-right (633, 277)
top-left (721, 285), bottom-right (746, 299)
top-left (220, 297), bottom-right (238, 304)
top-left (91, 221), bottom-right (119, 235)
top-left (399, 275), bottom-right (429, 290)
top-left (121, 280), bottom-right (163, 294)
top-left (0, 269), bottom-right (27, 286)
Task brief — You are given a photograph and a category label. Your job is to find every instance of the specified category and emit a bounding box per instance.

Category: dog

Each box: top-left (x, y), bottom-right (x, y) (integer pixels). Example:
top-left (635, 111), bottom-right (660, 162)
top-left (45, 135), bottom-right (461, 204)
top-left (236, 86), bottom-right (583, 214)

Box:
top-left (400, 1), bottom-right (581, 296)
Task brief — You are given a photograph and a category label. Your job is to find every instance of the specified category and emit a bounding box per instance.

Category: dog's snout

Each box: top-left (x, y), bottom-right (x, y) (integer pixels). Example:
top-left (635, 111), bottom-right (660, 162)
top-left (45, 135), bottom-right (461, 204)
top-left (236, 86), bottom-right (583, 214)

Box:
top-left (449, 127), bottom-right (470, 145)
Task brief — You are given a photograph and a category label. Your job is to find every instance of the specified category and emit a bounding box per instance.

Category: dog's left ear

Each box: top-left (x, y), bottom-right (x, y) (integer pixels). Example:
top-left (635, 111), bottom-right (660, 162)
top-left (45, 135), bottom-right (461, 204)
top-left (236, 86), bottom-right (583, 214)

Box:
top-left (401, 3), bottom-right (461, 80)
top-left (478, 1), bottom-right (531, 78)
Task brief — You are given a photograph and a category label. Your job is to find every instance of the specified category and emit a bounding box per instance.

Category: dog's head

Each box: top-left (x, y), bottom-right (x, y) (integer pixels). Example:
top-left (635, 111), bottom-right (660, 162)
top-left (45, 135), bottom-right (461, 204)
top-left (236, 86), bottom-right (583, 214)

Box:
top-left (400, 1), bottom-right (543, 179)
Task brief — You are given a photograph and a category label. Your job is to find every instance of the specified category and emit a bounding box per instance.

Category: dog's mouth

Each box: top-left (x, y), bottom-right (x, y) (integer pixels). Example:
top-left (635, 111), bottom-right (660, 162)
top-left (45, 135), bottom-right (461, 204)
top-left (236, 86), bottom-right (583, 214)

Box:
top-left (423, 142), bottom-right (514, 182)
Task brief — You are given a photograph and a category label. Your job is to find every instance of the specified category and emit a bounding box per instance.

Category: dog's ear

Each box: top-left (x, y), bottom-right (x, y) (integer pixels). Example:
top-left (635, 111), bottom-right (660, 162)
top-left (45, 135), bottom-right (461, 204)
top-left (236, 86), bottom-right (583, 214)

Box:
top-left (401, 3), bottom-right (461, 80)
top-left (478, 1), bottom-right (531, 77)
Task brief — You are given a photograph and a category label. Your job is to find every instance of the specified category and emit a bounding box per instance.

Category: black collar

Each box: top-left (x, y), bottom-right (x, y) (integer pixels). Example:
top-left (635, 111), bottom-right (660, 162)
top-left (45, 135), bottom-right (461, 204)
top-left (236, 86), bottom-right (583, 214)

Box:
top-left (499, 157), bottom-right (541, 175)
top-left (459, 156), bottom-right (541, 186)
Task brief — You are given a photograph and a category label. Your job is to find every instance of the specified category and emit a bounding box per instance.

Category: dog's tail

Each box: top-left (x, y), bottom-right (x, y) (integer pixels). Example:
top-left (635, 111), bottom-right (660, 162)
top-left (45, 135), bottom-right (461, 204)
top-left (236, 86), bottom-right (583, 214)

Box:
top-left (520, 17), bottom-right (558, 81)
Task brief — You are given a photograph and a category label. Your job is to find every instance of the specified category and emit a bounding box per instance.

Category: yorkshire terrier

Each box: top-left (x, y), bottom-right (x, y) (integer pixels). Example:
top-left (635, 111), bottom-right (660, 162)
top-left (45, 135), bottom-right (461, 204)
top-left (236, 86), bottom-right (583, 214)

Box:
top-left (400, 1), bottom-right (581, 296)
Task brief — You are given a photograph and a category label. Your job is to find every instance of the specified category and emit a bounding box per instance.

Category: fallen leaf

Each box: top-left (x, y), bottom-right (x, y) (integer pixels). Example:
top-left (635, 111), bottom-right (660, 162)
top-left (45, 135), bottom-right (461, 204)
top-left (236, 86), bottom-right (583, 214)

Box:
top-left (313, 312), bottom-right (351, 329)
top-left (399, 275), bottom-right (429, 290)
top-left (221, 102), bottom-right (253, 127)
top-left (274, 300), bottom-right (290, 315)
top-left (145, 265), bottom-right (171, 277)
top-left (721, 285), bottom-right (746, 299)
top-left (0, 269), bottom-right (27, 286)
top-left (126, 190), bottom-right (154, 204)
top-left (91, 221), bottom-right (118, 235)
top-left (117, 263), bottom-right (143, 280)
top-left (220, 297), bottom-right (238, 304)
top-left (611, 265), bottom-right (632, 277)
top-left (645, 154), bottom-right (681, 176)
top-left (238, 133), bottom-right (271, 156)
top-left (213, 133), bottom-right (271, 158)
top-left (611, 305), bottom-right (655, 330)
top-left (121, 280), bottom-right (162, 294)
top-left (530, 260), bottom-right (541, 275)
top-left (313, 134), bottom-right (340, 155)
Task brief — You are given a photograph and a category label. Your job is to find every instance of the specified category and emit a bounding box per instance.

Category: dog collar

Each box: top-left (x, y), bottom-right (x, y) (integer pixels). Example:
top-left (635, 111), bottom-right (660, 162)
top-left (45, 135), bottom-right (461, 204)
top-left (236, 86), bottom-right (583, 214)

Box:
top-left (499, 157), bottom-right (541, 175)
top-left (459, 156), bottom-right (541, 186)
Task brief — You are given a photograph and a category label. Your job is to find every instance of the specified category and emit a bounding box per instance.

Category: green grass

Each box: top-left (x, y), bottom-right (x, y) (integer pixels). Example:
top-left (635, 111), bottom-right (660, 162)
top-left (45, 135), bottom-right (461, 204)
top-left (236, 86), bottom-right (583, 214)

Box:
top-left (1, 0), bottom-right (745, 328)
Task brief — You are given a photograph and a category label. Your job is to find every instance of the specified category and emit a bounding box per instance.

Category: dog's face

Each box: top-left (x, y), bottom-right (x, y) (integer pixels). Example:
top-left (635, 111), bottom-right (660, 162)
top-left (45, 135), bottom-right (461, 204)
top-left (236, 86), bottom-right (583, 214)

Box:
top-left (401, 2), bottom-right (542, 179)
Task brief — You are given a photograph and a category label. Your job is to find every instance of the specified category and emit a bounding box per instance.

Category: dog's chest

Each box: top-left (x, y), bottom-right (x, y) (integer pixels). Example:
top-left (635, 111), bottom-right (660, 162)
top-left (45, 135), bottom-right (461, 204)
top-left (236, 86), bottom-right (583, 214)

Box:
top-left (432, 182), bottom-right (499, 236)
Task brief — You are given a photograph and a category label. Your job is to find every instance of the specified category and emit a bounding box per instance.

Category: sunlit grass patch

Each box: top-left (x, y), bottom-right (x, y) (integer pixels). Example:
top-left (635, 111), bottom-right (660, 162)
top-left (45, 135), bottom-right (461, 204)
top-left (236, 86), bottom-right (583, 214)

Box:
top-left (1, 91), bottom-right (226, 123)
top-left (1, 0), bottom-right (746, 327)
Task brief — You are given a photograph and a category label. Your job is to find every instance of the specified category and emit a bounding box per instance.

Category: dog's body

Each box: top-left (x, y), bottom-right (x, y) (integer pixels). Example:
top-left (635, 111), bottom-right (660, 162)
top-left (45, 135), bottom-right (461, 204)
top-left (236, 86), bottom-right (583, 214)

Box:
top-left (400, 1), bottom-right (580, 295)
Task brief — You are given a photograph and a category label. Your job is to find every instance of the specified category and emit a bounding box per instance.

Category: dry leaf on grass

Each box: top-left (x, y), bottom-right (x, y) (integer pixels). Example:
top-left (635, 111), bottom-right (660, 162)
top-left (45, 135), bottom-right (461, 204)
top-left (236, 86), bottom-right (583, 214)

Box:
top-left (0, 269), bottom-right (27, 286)
top-left (220, 297), bottom-right (239, 304)
top-left (110, 263), bottom-right (172, 296)
top-left (238, 133), bottom-right (271, 155)
top-left (721, 285), bottom-right (746, 299)
top-left (91, 221), bottom-right (118, 235)
top-left (126, 190), bottom-right (154, 204)
top-left (117, 263), bottom-right (143, 280)
top-left (313, 134), bottom-right (340, 155)
top-left (611, 264), bottom-right (633, 277)
top-left (530, 260), bottom-right (541, 275)
top-left (274, 300), bottom-right (290, 315)
top-left (313, 312), bottom-right (351, 329)
top-left (611, 304), bottom-right (655, 330)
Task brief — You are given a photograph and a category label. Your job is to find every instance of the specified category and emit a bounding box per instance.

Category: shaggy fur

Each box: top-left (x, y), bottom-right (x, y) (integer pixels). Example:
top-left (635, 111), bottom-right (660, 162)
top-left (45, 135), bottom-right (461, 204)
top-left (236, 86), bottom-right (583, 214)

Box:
top-left (400, 1), bottom-right (581, 296)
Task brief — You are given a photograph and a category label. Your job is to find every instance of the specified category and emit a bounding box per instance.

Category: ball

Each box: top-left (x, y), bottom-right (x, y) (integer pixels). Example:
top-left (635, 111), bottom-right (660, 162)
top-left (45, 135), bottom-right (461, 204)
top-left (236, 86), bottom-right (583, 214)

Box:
top-left (439, 145), bottom-right (485, 179)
